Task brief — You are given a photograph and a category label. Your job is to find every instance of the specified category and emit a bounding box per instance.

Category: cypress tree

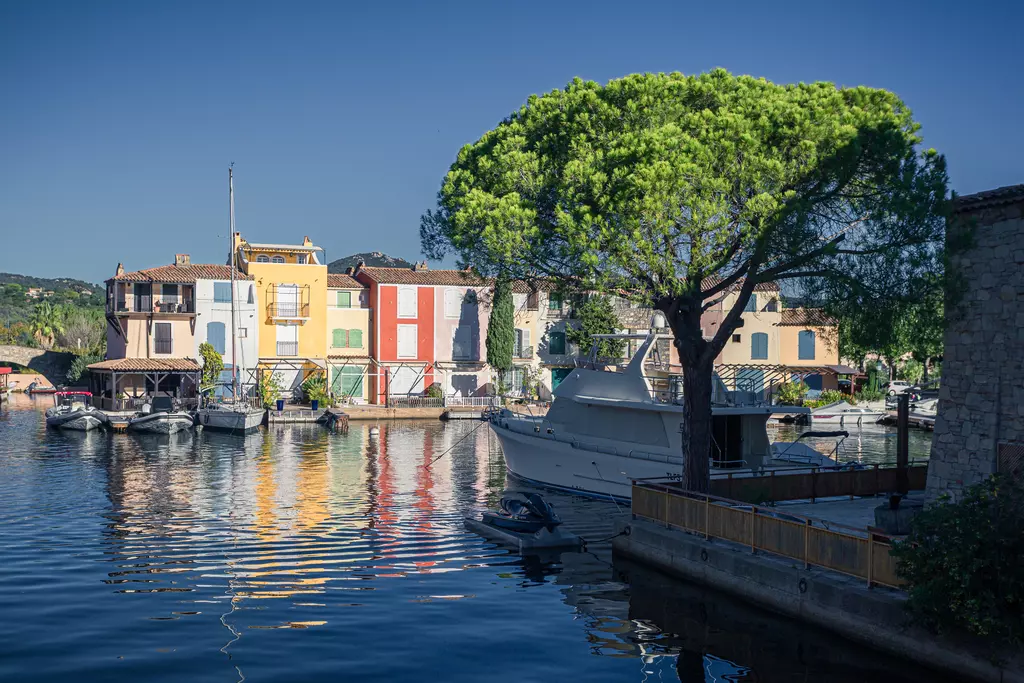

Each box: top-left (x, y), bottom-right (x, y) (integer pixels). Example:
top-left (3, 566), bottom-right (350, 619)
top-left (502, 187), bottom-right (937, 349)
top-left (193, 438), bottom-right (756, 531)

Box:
top-left (486, 275), bottom-right (514, 379)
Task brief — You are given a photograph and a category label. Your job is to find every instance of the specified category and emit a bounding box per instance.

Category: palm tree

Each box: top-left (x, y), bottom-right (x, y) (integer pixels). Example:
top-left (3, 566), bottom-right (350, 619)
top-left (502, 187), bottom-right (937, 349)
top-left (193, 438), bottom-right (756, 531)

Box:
top-left (28, 301), bottom-right (65, 349)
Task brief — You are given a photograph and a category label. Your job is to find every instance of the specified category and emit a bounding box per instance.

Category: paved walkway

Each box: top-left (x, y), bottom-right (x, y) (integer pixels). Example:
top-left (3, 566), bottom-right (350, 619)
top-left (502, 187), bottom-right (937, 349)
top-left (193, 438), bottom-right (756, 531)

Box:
top-left (776, 491), bottom-right (925, 531)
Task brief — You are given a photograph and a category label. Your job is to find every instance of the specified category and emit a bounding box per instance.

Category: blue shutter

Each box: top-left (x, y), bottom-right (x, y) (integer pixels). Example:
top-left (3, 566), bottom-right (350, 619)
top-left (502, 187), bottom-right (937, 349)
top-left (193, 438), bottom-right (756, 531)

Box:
top-left (751, 332), bottom-right (768, 360)
top-left (207, 321), bottom-right (226, 355)
top-left (213, 282), bottom-right (232, 303)
top-left (744, 295), bottom-right (757, 312)
top-left (798, 330), bottom-right (815, 360)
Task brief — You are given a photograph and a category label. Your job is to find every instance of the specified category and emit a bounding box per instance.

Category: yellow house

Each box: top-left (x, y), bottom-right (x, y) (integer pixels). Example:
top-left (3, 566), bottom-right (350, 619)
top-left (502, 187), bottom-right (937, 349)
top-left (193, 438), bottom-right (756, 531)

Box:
top-left (326, 273), bottom-right (371, 403)
top-left (779, 307), bottom-right (840, 391)
top-left (713, 285), bottom-right (783, 365)
top-left (235, 233), bottom-right (328, 392)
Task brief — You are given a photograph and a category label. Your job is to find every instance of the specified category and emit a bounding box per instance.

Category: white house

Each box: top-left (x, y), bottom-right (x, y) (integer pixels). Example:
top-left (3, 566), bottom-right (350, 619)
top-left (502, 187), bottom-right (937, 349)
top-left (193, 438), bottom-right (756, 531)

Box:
top-left (194, 275), bottom-right (259, 391)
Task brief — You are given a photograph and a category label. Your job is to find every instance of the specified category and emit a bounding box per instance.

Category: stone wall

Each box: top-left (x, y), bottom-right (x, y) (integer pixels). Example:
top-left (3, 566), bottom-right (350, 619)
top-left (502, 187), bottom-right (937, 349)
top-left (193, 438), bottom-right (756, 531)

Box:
top-left (928, 186), bottom-right (1024, 500)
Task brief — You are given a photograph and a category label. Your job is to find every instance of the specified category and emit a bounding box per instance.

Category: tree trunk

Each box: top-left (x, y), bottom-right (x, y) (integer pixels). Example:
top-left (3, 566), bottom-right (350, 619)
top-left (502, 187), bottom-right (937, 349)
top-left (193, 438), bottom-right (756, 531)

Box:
top-left (681, 357), bottom-right (714, 493)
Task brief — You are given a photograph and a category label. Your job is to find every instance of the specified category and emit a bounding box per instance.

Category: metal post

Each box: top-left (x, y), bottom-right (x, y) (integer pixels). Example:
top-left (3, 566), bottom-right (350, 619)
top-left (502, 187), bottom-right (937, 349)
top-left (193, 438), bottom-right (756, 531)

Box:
top-left (867, 534), bottom-right (874, 588)
top-left (750, 506), bottom-right (756, 554)
top-left (896, 393), bottom-right (910, 495)
top-left (803, 520), bottom-right (810, 569)
top-left (704, 494), bottom-right (710, 539)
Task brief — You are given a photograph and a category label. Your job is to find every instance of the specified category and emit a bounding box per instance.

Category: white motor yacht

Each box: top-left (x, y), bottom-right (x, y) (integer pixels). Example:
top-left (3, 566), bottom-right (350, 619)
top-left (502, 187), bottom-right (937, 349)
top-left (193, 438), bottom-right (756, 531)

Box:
top-left (488, 329), bottom-right (808, 501)
top-left (807, 401), bottom-right (886, 427)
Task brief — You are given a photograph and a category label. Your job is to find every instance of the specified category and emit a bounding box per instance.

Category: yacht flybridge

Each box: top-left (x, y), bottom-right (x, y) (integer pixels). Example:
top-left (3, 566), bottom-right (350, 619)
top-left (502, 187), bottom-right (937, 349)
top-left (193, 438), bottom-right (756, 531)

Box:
top-left (488, 326), bottom-right (810, 502)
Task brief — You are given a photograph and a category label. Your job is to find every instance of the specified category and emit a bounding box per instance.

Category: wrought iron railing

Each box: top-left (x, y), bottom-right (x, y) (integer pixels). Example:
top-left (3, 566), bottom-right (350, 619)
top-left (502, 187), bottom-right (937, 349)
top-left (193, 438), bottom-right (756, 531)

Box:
top-left (514, 345), bottom-right (534, 359)
top-left (276, 341), bottom-right (299, 356)
top-left (268, 301), bottom-right (309, 318)
top-left (388, 396), bottom-right (443, 408)
top-left (444, 395), bottom-right (500, 408)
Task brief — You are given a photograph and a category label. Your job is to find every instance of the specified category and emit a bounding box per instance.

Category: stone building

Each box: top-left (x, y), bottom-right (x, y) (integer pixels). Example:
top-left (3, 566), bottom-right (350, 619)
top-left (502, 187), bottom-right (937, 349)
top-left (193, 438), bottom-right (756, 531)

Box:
top-left (928, 184), bottom-right (1024, 500)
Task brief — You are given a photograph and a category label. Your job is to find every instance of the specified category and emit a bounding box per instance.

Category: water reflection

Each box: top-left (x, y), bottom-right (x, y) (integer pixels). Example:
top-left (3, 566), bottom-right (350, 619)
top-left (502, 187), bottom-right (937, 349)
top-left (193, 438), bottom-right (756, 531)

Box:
top-left (0, 398), bottom-right (941, 682)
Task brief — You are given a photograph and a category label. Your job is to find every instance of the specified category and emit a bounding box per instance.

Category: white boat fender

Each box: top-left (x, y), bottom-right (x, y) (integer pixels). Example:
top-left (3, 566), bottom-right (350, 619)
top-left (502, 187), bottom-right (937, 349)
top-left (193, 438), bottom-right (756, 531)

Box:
top-left (369, 426), bottom-right (380, 438)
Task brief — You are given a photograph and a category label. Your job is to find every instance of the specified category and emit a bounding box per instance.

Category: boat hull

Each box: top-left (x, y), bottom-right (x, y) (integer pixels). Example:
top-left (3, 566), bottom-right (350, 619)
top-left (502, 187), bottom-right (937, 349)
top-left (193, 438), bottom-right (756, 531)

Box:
top-left (491, 423), bottom-right (682, 502)
top-left (809, 412), bottom-right (885, 426)
top-left (46, 412), bottom-right (105, 431)
top-left (197, 407), bottom-right (264, 433)
top-left (128, 413), bottom-right (195, 434)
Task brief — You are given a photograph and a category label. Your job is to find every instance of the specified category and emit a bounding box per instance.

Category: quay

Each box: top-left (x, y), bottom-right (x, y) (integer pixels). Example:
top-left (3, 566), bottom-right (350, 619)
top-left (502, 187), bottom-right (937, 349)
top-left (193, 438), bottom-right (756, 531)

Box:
top-left (613, 478), bottom-right (1024, 683)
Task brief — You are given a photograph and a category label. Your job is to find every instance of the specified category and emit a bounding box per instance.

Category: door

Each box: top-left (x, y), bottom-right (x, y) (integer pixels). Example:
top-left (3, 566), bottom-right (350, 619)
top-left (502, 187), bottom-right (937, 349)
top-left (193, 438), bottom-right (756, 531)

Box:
top-left (277, 284), bottom-right (298, 317)
top-left (390, 366), bottom-right (424, 396)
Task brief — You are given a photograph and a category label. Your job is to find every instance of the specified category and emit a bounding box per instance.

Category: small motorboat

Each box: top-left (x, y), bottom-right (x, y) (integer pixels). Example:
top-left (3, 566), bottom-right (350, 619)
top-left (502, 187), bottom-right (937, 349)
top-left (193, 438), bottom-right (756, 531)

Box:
top-left (909, 398), bottom-right (938, 429)
top-left (196, 400), bottom-right (264, 433)
top-left (128, 396), bottom-right (195, 434)
top-left (808, 401), bottom-right (885, 426)
top-left (26, 381), bottom-right (57, 395)
top-left (45, 391), bottom-right (107, 431)
top-left (465, 491), bottom-right (580, 550)
top-left (481, 492), bottom-right (562, 534)
top-left (769, 430), bottom-right (863, 469)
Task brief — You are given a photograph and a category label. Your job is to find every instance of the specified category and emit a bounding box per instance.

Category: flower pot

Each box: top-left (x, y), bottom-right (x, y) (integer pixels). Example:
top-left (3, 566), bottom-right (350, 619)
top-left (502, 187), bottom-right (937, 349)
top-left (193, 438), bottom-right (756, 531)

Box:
top-left (311, 399), bottom-right (319, 412)
top-left (276, 399), bottom-right (285, 411)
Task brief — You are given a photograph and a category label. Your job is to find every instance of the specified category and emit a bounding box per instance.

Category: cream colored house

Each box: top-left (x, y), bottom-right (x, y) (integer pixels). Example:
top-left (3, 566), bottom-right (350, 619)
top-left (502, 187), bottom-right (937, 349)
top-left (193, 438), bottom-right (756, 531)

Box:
top-left (325, 273), bottom-right (371, 403)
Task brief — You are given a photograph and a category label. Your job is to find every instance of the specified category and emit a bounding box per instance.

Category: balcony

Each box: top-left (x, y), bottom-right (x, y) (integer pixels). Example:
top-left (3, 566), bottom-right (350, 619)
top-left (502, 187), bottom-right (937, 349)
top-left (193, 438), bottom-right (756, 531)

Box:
top-left (514, 345), bottom-right (534, 359)
top-left (108, 294), bottom-right (195, 315)
top-left (277, 341), bottom-right (299, 356)
top-left (268, 301), bottom-right (310, 320)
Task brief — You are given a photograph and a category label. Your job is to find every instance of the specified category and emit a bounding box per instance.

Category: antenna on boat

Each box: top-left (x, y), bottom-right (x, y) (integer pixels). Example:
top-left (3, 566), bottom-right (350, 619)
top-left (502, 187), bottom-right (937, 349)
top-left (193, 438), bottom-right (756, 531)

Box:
top-left (229, 164), bottom-right (237, 400)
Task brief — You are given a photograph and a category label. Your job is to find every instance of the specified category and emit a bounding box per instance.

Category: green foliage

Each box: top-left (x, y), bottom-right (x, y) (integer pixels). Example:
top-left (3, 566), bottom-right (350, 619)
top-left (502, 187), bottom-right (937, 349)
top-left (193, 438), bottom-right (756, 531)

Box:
top-left (66, 352), bottom-right (103, 384)
top-left (425, 382), bottom-right (443, 399)
top-left (899, 358), bottom-right (924, 384)
top-left (301, 370), bottom-right (330, 406)
top-left (422, 69), bottom-right (948, 491)
top-left (0, 321), bottom-right (37, 347)
top-left (486, 275), bottom-right (514, 372)
top-left (0, 273), bottom-right (104, 328)
top-left (27, 301), bottom-right (65, 348)
top-left (56, 309), bottom-right (105, 353)
top-left (258, 371), bottom-right (284, 409)
top-left (565, 295), bottom-right (624, 358)
top-left (855, 388), bottom-right (885, 402)
top-left (199, 342), bottom-right (225, 390)
top-left (892, 476), bottom-right (1024, 646)
top-left (774, 381), bottom-right (807, 405)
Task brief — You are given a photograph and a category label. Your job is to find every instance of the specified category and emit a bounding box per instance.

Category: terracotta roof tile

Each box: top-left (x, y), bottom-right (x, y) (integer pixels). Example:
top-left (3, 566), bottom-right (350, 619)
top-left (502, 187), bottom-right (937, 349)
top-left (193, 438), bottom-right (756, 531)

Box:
top-left (779, 308), bottom-right (837, 326)
top-left (327, 274), bottom-right (368, 289)
top-left (357, 267), bottom-right (489, 286)
top-left (954, 184), bottom-right (1024, 212)
top-left (700, 275), bottom-right (780, 293)
top-left (87, 358), bottom-right (201, 372)
top-left (110, 264), bottom-right (253, 284)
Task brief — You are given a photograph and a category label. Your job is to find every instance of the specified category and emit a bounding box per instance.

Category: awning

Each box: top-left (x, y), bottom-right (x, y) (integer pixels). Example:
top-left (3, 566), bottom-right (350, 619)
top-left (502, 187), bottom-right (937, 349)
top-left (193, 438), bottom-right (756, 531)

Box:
top-left (87, 358), bottom-right (201, 372)
top-left (826, 364), bottom-right (862, 375)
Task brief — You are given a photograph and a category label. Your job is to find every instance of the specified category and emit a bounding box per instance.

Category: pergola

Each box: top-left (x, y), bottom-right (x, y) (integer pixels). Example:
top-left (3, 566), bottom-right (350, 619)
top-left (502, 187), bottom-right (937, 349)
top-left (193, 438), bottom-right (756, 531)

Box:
top-left (87, 357), bottom-right (201, 410)
top-left (714, 363), bottom-right (861, 392)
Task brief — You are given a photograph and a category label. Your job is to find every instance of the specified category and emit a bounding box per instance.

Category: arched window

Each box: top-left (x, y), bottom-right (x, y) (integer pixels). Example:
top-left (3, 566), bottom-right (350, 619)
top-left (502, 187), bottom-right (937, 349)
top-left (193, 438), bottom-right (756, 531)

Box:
top-left (256, 255), bottom-right (270, 263)
top-left (798, 330), bottom-right (816, 360)
top-left (271, 255), bottom-right (286, 264)
top-left (247, 284), bottom-right (254, 304)
top-left (751, 332), bottom-right (768, 360)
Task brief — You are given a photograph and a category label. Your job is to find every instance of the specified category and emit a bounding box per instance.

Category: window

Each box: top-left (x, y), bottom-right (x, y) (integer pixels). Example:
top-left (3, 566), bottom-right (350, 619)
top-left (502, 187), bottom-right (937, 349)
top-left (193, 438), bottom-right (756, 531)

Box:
top-left (276, 284), bottom-right (298, 317)
top-left (513, 293), bottom-right (527, 311)
top-left (332, 366), bottom-right (364, 398)
top-left (548, 294), bottom-right (562, 311)
top-left (247, 285), bottom-right (254, 304)
top-left (336, 291), bottom-right (352, 308)
top-left (397, 325), bottom-right (417, 358)
top-left (271, 255), bottom-right (286, 264)
top-left (751, 332), bottom-right (768, 360)
top-left (398, 287), bottom-right (417, 318)
top-left (744, 295), bottom-right (757, 312)
top-left (548, 330), bottom-right (566, 355)
top-left (162, 284), bottom-right (179, 302)
top-left (732, 334), bottom-right (741, 343)
top-left (238, 327), bottom-right (247, 338)
top-left (154, 322), bottom-right (172, 354)
top-left (798, 330), bottom-right (816, 360)
top-left (444, 288), bottom-right (461, 318)
top-left (297, 254), bottom-right (307, 264)
top-left (514, 328), bottom-right (531, 358)
top-left (207, 321), bottom-right (226, 355)
top-left (213, 282), bottom-right (232, 303)
top-left (276, 323), bottom-right (298, 356)
top-left (256, 255), bottom-right (270, 263)
top-left (332, 329), bottom-right (363, 348)
top-left (766, 298), bottom-right (778, 312)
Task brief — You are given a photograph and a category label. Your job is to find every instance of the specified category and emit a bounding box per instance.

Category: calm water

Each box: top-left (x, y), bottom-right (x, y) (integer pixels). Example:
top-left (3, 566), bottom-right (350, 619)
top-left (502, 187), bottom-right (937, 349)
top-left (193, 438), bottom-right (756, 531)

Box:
top-left (0, 394), bottom-right (945, 683)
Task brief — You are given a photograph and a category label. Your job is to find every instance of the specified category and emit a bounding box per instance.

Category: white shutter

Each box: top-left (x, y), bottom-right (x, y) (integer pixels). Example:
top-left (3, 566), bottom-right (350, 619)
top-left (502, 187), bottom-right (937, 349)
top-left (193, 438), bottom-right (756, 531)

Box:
top-left (522, 328), bottom-right (531, 356)
top-left (398, 287), bottom-right (417, 318)
top-left (445, 288), bottom-right (460, 318)
top-left (397, 324), bottom-right (417, 358)
top-left (276, 323), bottom-right (297, 343)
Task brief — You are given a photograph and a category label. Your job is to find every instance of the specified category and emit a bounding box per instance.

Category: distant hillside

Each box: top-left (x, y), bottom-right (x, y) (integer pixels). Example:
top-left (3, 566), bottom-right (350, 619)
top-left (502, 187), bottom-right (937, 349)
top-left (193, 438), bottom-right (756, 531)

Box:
top-left (0, 273), bottom-right (101, 294)
top-left (327, 252), bottom-right (414, 273)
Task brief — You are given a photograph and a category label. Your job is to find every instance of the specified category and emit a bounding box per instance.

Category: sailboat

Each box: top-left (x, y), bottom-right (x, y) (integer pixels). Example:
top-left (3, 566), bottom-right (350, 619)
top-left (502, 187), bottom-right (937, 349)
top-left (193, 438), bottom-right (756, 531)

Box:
top-left (196, 167), bottom-right (265, 433)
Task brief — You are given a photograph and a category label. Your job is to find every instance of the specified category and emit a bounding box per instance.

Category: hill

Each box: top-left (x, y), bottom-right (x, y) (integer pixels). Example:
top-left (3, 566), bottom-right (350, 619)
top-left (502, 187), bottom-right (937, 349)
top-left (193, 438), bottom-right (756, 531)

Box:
top-left (0, 273), bottom-right (106, 327)
top-left (0, 272), bottom-right (102, 295)
top-left (327, 252), bottom-right (413, 274)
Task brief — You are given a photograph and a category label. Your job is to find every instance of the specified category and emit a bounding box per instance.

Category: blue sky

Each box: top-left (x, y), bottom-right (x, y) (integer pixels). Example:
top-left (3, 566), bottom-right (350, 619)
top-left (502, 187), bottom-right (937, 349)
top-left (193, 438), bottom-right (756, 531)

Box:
top-left (1, 0), bottom-right (1021, 284)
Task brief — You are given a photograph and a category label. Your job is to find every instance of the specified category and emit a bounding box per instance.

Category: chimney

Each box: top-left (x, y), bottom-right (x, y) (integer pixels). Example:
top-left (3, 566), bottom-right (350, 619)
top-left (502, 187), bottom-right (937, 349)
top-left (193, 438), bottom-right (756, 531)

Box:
top-left (115, 263), bottom-right (124, 276)
top-left (413, 260), bottom-right (429, 272)
top-left (303, 235), bottom-right (312, 247)
top-left (353, 260), bottom-right (365, 277)
top-left (174, 254), bottom-right (190, 267)
top-left (345, 267), bottom-right (354, 275)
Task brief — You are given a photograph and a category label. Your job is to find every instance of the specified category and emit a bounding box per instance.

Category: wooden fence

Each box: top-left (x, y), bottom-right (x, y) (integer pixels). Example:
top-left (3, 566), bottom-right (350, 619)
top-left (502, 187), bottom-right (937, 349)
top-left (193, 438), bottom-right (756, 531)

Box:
top-left (632, 482), bottom-right (903, 589)
top-left (710, 464), bottom-right (928, 504)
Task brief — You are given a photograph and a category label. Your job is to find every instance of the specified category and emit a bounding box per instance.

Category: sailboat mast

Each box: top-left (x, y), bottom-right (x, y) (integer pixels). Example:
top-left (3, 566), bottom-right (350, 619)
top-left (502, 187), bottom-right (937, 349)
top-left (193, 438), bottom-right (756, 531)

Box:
top-left (229, 166), bottom-right (238, 400)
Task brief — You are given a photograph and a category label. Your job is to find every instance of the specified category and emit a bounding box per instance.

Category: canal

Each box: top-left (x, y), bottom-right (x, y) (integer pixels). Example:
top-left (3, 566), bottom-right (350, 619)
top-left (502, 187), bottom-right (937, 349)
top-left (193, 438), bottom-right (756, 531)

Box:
top-left (0, 395), bottom-right (949, 682)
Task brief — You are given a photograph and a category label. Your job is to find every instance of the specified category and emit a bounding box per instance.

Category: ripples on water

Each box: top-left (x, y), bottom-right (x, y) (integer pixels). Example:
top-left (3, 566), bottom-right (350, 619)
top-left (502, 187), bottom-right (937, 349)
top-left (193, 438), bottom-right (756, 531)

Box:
top-left (0, 395), bottom-right (946, 682)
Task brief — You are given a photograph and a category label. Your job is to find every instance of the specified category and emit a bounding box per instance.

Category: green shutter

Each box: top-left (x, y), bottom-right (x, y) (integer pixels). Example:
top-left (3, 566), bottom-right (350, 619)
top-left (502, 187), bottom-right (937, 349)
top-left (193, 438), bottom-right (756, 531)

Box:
top-left (341, 366), bottom-right (363, 396)
top-left (348, 329), bottom-right (362, 348)
top-left (332, 329), bottom-right (345, 347)
top-left (337, 291), bottom-right (351, 308)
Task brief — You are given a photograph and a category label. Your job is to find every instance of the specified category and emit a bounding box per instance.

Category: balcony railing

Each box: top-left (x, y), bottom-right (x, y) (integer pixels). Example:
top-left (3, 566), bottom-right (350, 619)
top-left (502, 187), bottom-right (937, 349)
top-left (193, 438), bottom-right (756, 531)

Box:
top-left (268, 302), bottom-right (310, 319)
top-left (110, 295), bottom-right (195, 315)
top-left (277, 341), bottom-right (299, 356)
top-left (514, 345), bottom-right (534, 359)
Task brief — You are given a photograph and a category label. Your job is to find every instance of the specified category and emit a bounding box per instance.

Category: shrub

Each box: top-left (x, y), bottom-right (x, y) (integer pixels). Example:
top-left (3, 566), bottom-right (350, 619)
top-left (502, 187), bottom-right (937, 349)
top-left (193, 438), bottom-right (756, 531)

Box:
top-left (199, 342), bottom-right (224, 391)
top-left (301, 370), bottom-right (330, 406)
top-left (775, 381), bottom-right (807, 405)
top-left (258, 371), bottom-right (284, 409)
top-left (892, 476), bottom-right (1024, 646)
top-left (856, 388), bottom-right (885, 403)
top-left (425, 382), bottom-right (443, 399)
top-left (816, 389), bottom-right (850, 406)
top-left (66, 352), bottom-right (103, 384)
